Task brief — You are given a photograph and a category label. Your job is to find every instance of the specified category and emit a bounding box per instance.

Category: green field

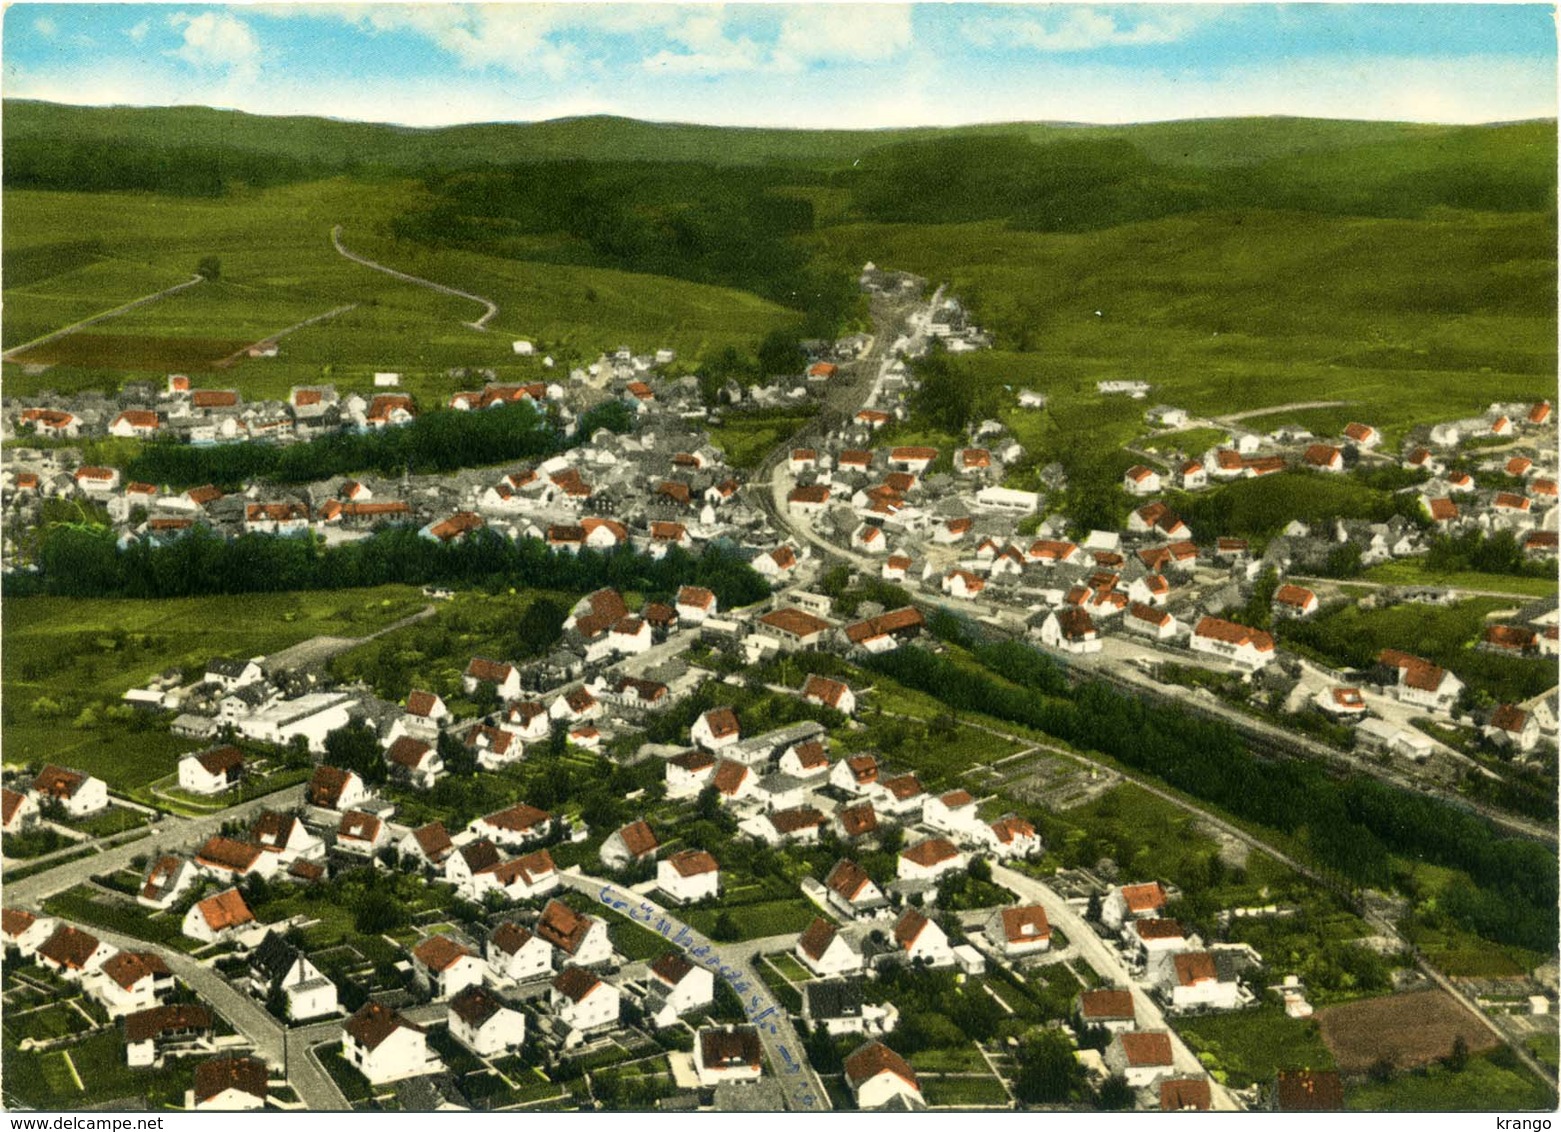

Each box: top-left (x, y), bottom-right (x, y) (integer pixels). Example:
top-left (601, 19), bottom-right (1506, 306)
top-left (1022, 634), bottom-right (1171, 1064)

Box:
top-left (1176, 1007), bottom-right (1337, 1089)
top-left (1345, 1050), bottom-right (1556, 1112)
top-left (2, 180), bottom-right (797, 403)
top-left (1, 586), bottom-right (426, 789)
top-left (1359, 560), bottom-right (1560, 598)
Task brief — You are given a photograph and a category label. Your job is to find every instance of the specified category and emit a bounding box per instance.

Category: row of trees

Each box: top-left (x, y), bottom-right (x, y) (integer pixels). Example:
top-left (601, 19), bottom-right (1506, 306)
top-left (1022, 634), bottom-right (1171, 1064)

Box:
top-left (862, 642), bottom-right (1557, 953)
top-left (22, 523), bottom-right (772, 609)
top-left (124, 399), bottom-right (634, 491)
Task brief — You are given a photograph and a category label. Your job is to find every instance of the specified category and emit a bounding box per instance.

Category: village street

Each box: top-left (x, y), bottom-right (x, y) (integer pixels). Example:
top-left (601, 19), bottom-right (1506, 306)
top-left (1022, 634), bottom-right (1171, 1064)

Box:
top-left (557, 868), bottom-right (831, 1110)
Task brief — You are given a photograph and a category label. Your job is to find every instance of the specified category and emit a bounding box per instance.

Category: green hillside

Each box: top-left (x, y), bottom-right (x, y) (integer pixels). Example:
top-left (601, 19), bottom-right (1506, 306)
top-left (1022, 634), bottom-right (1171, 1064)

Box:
top-left (2, 100), bottom-right (1553, 422)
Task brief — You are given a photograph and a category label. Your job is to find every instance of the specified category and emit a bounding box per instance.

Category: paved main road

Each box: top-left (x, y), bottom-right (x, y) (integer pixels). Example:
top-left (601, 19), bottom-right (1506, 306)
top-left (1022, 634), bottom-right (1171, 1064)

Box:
top-left (557, 869), bottom-right (830, 1110)
top-left (991, 865), bottom-right (1241, 1112)
top-left (5, 783), bottom-right (307, 907)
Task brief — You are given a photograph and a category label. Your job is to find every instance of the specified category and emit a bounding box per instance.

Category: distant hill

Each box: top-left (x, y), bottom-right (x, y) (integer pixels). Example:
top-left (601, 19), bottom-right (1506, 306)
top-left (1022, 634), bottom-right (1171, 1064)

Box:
top-left (7, 98), bottom-right (1539, 172)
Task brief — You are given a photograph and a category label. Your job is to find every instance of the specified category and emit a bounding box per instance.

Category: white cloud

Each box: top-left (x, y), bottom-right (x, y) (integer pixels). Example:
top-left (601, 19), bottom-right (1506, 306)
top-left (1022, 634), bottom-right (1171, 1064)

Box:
top-left (168, 11), bottom-right (261, 80)
top-left (126, 19), bottom-right (150, 44)
top-left (33, 16), bottom-right (57, 38)
top-left (774, 5), bottom-right (914, 67)
top-left (963, 7), bottom-right (1206, 53)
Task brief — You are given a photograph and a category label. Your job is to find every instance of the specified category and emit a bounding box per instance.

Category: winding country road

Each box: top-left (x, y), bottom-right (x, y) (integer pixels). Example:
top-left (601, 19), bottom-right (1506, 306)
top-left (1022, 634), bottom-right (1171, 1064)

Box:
top-left (3, 273), bottom-right (205, 361)
top-left (331, 225), bottom-right (499, 331)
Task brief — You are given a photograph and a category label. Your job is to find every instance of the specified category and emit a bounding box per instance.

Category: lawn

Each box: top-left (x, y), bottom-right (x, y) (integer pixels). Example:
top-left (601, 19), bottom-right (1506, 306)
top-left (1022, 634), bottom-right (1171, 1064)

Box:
top-left (1360, 560), bottom-right (1559, 599)
top-left (920, 1074), bottom-right (1011, 1108)
top-left (2, 585), bottom-right (426, 790)
top-left (1176, 1006), bottom-right (1336, 1089)
top-left (41, 885), bottom-right (199, 952)
top-left (1345, 1050), bottom-right (1556, 1112)
top-left (685, 898), bottom-right (816, 942)
top-left (2, 1029), bottom-right (190, 1110)
top-left (707, 410), bottom-right (813, 470)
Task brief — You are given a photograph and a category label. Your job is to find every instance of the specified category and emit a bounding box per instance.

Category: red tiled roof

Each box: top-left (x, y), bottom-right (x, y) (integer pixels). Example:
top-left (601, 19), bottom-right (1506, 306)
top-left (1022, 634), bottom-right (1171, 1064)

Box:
top-left (666, 848), bottom-right (718, 877)
top-left (901, 838), bottom-right (959, 868)
top-left (1120, 1031), bottom-right (1174, 1067)
top-left (844, 1041), bottom-right (919, 1092)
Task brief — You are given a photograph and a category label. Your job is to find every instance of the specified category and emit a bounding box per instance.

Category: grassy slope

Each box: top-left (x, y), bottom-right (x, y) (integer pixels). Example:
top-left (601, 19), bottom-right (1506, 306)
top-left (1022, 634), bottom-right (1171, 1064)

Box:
top-left (810, 206), bottom-right (1554, 454)
top-left (1, 179), bottom-right (795, 400)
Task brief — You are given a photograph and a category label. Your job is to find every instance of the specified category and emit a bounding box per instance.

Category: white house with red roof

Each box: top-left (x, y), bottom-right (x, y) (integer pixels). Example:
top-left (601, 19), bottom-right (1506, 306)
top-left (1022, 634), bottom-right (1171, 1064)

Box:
top-left (1379, 649), bottom-right (1464, 713)
top-left (551, 967), bottom-right (620, 1036)
top-left (675, 585), bottom-right (718, 624)
top-left (893, 907), bottom-right (954, 967)
top-left (1271, 584), bottom-right (1319, 619)
top-left (658, 850), bottom-right (720, 904)
top-left (182, 888), bottom-right (255, 944)
top-left (486, 922), bottom-right (553, 983)
top-left (1107, 1031), bottom-right (1176, 1088)
top-left (448, 985), bottom-right (525, 1058)
top-left (922, 790), bottom-right (982, 837)
top-left (413, 935), bottom-right (486, 1000)
top-left (796, 918), bottom-right (864, 977)
top-left (691, 707), bottom-right (741, 751)
top-left (342, 1002), bottom-right (436, 1085)
top-left (986, 905), bottom-right (1052, 958)
top-left (1123, 465), bottom-right (1162, 495)
top-left (897, 837), bottom-right (967, 882)
top-left (29, 765), bottom-right (109, 817)
top-left (2, 788), bottom-right (39, 835)
top-left (845, 1041), bottom-right (924, 1110)
top-left (802, 674), bottom-right (856, 716)
top-left (645, 952), bottom-right (715, 1028)
top-left (665, 749), bottom-right (717, 799)
top-left (779, 738), bottom-right (830, 779)
top-left (982, 815), bottom-right (1043, 859)
top-left (1102, 881), bottom-right (1168, 931)
top-left (1191, 616), bottom-right (1276, 670)
top-left (2, 909), bottom-right (57, 959)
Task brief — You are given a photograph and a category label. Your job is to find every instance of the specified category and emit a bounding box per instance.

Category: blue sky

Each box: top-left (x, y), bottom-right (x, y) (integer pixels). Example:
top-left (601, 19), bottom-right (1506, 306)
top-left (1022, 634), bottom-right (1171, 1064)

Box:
top-left (3, 4), bottom-right (1555, 128)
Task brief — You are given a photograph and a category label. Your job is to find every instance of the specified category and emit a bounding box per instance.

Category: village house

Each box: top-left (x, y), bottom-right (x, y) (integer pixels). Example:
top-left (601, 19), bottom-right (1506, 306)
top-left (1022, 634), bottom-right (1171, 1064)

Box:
top-left (247, 931), bottom-right (338, 1021)
top-left (182, 888), bottom-right (256, 944)
top-left (1191, 616), bottom-right (1276, 670)
top-left (470, 803), bottom-right (553, 849)
top-left (85, 951), bottom-right (174, 1018)
top-left (825, 859), bottom-right (887, 918)
top-left (463, 657), bottom-right (522, 701)
top-left (385, 736), bottom-right (444, 790)
top-left (138, 856), bottom-right (199, 910)
top-left (413, 935), bottom-right (487, 1000)
top-left (982, 815), bottom-right (1043, 859)
top-left (30, 764), bottom-right (109, 817)
top-left (844, 1041), bottom-right (924, 1110)
top-left (1485, 704), bottom-right (1541, 752)
top-left (551, 966), bottom-right (620, 1036)
top-left (803, 980), bottom-right (898, 1037)
top-left (304, 758), bottom-right (368, 811)
top-left (1, 911), bottom-right (54, 961)
top-left (251, 811), bottom-right (325, 864)
top-left (898, 837), bottom-right (967, 882)
top-left (342, 1002), bottom-right (437, 1085)
top-left (1123, 465), bottom-right (1162, 495)
top-left (487, 921), bottom-right (553, 983)
top-left (1165, 950), bottom-right (1243, 1010)
top-left (665, 749), bottom-right (717, 799)
top-left (1270, 584), bottom-right (1319, 619)
top-left (1102, 881), bottom-right (1169, 931)
top-left (190, 1056), bottom-right (268, 1112)
top-left (645, 952), bottom-right (715, 1028)
top-left (676, 585), bottom-right (718, 624)
top-left (894, 907), bottom-right (955, 967)
top-left (1106, 1031), bottom-right (1176, 1088)
top-left (1378, 649), bottom-right (1465, 714)
top-left (658, 849), bottom-right (721, 904)
top-left (779, 738), bottom-right (830, 779)
top-left (537, 899), bottom-right (614, 967)
top-left (36, 924), bottom-right (115, 981)
top-left (796, 918), bottom-right (865, 978)
top-left (986, 905), bottom-right (1052, 958)
top-left (334, 811), bottom-right (386, 859)
top-left (601, 820), bottom-right (660, 870)
top-left (692, 707), bottom-right (742, 751)
top-left (123, 1004), bottom-right (214, 1068)
top-left (1078, 988), bottom-right (1137, 1034)
top-left (448, 984), bottom-right (525, 1057)
top-left (175, 746), bottom-right (245, 796)
top-left (694, 1025), bottom-right (764, 1087)
top-left (194, 835), bottom-right (278, 881)
top-left (2, 787), bottom-right (39, 835)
